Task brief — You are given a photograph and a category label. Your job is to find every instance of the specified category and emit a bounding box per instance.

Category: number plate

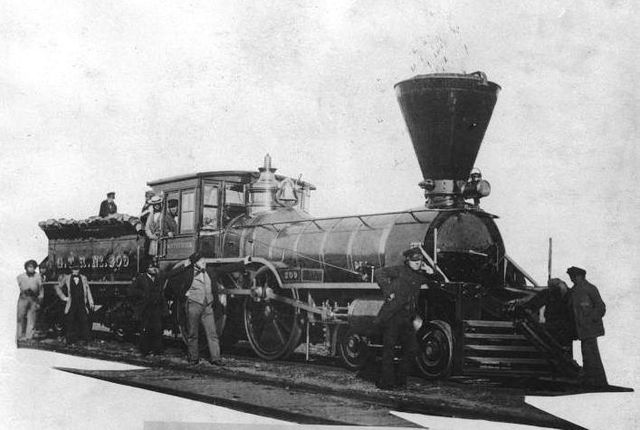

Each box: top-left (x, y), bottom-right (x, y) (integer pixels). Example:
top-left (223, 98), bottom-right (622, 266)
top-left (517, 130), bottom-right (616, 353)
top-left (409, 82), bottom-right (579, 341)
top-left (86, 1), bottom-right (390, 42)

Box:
top-left (278, 268), bottom-right (324, 283)
top-left (279, 269), bottom-right (301, 282)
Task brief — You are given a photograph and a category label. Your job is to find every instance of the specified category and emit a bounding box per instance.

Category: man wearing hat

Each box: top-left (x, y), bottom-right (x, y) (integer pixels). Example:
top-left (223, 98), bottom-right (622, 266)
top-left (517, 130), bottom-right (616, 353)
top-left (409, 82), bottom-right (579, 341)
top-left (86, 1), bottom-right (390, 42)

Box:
top-left (373, 247), bottom-right (440, 389)
top-left (163, 198), bottom-right (179, 237)
top-left (165, 252), bottom-right (251, 365)
top-left (16, 259), bottom-right (44, 341)
top-left (55, 262), bottom-right (95, 345)
top-left (129, 261), bottom-right (168, 356)
top-left (145, 195), bottom-right (165, 258)
top-left (567, 266), bottom-right (608, 387)
top-left (99, 192), bottom-right (118, 218)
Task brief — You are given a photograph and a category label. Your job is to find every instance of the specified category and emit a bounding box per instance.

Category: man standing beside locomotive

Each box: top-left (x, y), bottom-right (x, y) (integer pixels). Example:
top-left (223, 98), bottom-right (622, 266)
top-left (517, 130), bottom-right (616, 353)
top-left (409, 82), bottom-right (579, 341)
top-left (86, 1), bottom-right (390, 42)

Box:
top-left (374, 247), bottom-right (440, 390)
top-left (16, 259), bottom-right (44, 341)
top-left (130, 261), bottom-right (167, 356)
top-left (567, 266), bottom-right (608, 387)
top-left (55, 263), bottom-right (95, 345)
top-left (166, 252), bottom-right (251, 365)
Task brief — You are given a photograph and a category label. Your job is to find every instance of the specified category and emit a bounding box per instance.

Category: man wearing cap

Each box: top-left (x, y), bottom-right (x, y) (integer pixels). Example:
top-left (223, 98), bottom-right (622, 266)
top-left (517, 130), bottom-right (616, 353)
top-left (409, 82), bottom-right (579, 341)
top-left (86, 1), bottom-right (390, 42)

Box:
top-left (165, 252), bottom-right (250, 365)
top-left (16, 259), bottom-right (44, 341)
top-left (145, 195), bottom-right (164, 258)
top-left (130, 262), bottom-right (167, 356)
top-left (567, 266), bottom-right (608, 387)
top-left (55, 263), bottom-right (94, 345)
top-left (373, 247), bottom-right (440, 389)
top-left (163, 199), bottom-right (179, 237)
top-left (99, 192), bottom-right (118, 217)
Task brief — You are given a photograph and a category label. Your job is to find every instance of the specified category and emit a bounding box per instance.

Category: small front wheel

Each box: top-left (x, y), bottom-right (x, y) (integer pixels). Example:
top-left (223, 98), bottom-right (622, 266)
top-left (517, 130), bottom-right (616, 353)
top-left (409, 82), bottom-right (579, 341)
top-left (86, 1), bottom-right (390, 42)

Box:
top-left (337, 327), bottom-right (371, 370)
top-left (415, 320), bottom-right (454, 379)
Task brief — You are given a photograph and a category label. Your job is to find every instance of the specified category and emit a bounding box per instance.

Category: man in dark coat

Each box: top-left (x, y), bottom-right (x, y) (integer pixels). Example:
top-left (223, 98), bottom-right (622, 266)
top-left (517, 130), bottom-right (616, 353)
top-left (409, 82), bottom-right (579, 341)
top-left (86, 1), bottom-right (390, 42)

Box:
top-left (99, 192), bottom-right (117, 217)
top-left (517, 278), bottom-right (576, 349)
top-left (567, 266), bottom-right (608, 387)
top-left (163, 199), bottom-right (179, 237)
top-left (374, 247), bottom-right (440, 389)
top-left (55, 263), bottom-right (94, 345)
top-left (165, 252), bottom-right (250, 365)
top-left (129, 262), bottom-right (168, 356)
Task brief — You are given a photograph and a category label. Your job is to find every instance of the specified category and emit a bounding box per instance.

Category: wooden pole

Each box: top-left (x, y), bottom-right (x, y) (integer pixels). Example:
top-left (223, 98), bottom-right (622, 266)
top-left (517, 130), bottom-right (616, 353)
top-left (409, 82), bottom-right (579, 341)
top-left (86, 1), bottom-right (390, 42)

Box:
top-left (548, 237), bottom-right (552, 283)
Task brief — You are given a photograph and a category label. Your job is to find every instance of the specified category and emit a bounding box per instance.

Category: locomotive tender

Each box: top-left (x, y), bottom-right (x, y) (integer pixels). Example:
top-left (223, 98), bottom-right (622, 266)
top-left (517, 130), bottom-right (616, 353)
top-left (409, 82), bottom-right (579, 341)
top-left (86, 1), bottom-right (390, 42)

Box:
top-left (39, 72), bottom-right (576, 379)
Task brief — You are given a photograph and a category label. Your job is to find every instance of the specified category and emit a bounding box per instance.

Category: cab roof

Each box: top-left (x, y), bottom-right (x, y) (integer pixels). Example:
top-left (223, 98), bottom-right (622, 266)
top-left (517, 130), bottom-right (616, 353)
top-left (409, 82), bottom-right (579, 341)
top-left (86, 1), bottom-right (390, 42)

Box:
top-left (147, 170), bottom-right (316, 190)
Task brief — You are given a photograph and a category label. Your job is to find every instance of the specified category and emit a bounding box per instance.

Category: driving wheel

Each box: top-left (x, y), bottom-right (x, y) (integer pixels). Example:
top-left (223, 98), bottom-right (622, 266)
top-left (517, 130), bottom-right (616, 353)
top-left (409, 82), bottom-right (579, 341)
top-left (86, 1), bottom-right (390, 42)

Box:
top-left (243, 265), bottom-right (303, 360)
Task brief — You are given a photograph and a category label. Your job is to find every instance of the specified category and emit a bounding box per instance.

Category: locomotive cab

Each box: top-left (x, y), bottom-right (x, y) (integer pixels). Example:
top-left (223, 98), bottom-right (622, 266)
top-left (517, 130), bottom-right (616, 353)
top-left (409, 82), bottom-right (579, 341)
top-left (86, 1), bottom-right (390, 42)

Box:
top-left (146, 166), bottom-right (315, 265)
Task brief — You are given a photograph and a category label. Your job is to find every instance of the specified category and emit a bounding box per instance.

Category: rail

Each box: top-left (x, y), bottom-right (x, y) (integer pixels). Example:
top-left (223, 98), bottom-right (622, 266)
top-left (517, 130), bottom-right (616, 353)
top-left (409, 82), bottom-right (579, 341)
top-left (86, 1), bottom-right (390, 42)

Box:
top-left (43, 281), bottom-right (132, 286)
top-left (504, 254), bottom-right (539, 287)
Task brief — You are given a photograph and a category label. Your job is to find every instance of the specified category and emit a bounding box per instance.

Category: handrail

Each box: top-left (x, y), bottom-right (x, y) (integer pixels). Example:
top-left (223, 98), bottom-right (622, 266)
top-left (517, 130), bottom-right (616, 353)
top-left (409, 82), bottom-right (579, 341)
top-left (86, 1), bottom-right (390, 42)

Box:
top-left (418, 245), bottom-right (450, 282)
top-left (504, 254), bottom-right (539, 287)
top-left (232, 207), bottom-right (497, 230)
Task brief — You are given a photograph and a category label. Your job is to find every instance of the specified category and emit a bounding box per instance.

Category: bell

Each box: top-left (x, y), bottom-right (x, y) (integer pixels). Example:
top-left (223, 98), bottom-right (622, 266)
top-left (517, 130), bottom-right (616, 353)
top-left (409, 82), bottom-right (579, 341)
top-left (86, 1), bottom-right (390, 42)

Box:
top-left (276, 178), bottom-right (298, 206)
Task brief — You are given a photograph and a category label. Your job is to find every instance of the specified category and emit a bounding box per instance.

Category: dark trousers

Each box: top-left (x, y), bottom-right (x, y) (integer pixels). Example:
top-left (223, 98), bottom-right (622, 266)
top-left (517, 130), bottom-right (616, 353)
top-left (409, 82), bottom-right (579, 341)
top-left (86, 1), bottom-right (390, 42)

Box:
top-left (380, 312), bottom-right (418, 387)
top-left (581, 337), bottom-right (607, 386)
top-left (140, 308), bottom-right (164, 354)
top-left (66, 305), bottom-right (90, 344)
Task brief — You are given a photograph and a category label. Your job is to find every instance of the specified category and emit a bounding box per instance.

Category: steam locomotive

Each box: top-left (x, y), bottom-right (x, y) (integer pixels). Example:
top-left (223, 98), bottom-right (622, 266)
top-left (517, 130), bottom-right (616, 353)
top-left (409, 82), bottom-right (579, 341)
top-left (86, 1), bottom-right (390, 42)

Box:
top-left (38, 72), bottom-right (577, 379)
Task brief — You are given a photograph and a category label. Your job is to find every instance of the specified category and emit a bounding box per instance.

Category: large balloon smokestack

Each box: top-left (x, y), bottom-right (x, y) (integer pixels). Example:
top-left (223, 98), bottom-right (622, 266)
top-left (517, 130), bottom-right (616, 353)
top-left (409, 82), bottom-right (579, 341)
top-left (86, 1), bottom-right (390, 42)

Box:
top-left (395, 72), bottom-right (500, 208)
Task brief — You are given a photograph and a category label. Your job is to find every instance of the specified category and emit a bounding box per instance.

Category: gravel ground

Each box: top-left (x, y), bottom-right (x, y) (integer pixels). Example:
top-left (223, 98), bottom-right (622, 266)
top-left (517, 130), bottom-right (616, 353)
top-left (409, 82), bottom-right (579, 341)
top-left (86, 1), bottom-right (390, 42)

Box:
top-left (17, 332), bottom-right (594, 429)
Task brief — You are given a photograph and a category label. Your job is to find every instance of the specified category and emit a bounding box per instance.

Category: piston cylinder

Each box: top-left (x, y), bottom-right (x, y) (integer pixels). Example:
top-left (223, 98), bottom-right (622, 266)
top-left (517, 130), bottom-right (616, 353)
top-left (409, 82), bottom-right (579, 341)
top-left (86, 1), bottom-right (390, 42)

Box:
top-left (347, 298), bottom-right (384, 334)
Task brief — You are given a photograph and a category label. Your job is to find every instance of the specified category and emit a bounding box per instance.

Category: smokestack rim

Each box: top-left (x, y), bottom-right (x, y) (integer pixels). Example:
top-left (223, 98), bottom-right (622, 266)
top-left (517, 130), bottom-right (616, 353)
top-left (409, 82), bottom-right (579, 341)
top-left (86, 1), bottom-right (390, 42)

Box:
top-left (394, 72), bottom-right (501, 93)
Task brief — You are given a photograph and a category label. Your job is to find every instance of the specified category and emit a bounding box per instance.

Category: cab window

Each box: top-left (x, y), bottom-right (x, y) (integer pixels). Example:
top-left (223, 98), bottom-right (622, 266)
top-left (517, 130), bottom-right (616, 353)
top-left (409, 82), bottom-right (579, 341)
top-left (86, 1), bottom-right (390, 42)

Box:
top-left (225, 184), bottom-right (245, 205)
top-left (165, 192), bottom-right (180, 232)
top-left (202, 184), bottom-right (219, 230)
top-left (223, 183), bottom-right (246, 225)
top-left (180, 191), bottom-right (196, 233)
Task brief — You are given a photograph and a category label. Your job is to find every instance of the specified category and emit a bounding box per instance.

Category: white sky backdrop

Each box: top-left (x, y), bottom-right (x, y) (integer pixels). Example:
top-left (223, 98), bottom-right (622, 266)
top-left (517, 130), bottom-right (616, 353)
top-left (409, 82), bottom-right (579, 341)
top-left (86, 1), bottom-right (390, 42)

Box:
top-left (1, 1), bottom-right (639, 428)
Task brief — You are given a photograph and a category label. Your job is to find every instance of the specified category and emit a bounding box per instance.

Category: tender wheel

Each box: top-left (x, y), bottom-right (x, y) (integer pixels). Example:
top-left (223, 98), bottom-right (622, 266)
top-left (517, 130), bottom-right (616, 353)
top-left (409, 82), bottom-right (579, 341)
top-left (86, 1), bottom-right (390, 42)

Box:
top-left (338, 327), bottom-right (371, 370)
top-left (53, 321), bottom-right (64, 336)
top-left (112, 326), bottom-right (137, 342)
top-left (42, 302), bottom-right (65, 338)
top-left (219, 301), bottom-right (244, 351)
top-left (415, 321), bottom-right (453, 379)
top-left (104, 301), bottom-right (138, 342)
top-left (243, 265), bottom-right (303, 360)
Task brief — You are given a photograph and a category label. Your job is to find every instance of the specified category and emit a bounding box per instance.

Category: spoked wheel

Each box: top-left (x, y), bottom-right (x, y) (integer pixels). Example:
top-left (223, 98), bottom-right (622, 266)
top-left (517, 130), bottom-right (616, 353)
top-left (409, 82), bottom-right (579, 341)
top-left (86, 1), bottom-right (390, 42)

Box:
top-left (415, 320), bottom-right (454, 379)
top-left (43, 303), bottom-right (65, 338)
top-left (337, 326), bottom-right (371, 370)
top-left (53, 321), bottom-right (64, 337)
top-left (243, 265), bottom-right (303, 360)
top-left (104, 301), bottom-right (138, 342)
top-left (112, 325), bottom-right (137, 343)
